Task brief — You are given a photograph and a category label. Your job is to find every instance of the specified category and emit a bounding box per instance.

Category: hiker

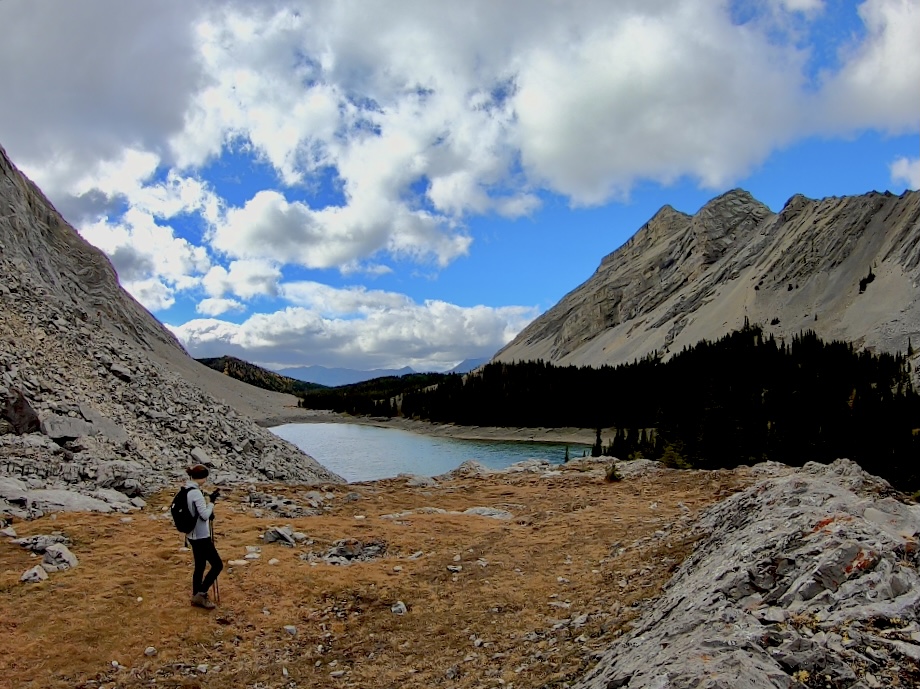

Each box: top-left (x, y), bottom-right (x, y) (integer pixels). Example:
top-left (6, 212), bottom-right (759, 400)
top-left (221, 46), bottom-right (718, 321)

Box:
top-left (184, 464), bottom-right (223, 610)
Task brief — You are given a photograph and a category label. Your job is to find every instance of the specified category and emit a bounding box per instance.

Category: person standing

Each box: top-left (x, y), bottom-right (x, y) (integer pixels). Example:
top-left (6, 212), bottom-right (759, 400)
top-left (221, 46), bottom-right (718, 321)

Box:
top-left (184, 464), bottom-right (223, 609)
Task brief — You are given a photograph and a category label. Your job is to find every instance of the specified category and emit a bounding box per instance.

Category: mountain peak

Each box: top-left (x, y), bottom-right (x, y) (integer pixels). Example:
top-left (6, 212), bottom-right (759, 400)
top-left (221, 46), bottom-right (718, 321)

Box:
top-left (496, 187), bottom-right (920, 369)
top-left (695, 188), bottom-right (770, 222)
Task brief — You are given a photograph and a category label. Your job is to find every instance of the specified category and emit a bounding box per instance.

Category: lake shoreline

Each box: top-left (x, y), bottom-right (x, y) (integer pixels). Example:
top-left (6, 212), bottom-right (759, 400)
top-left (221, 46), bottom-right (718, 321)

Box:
top-left (257, 407), bottom-right (604, 446)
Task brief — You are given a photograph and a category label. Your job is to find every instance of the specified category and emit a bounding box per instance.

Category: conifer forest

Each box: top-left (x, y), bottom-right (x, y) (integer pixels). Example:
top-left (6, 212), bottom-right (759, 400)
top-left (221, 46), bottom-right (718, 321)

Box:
top-left (298, 325), bottom-right (920, 491)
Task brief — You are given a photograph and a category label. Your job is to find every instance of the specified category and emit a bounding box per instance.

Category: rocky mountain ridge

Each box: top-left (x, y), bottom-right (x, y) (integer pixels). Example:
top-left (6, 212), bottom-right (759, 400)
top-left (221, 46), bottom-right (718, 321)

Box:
top-left (0, 143), bottom-right (342, 515)
top-left (495, 188), bottom-right (920, 369)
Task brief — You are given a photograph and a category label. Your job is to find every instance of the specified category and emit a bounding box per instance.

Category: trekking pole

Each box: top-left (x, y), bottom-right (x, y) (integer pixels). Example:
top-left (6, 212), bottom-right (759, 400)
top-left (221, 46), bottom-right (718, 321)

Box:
top-left (209, 518), bottom-right (221, 604)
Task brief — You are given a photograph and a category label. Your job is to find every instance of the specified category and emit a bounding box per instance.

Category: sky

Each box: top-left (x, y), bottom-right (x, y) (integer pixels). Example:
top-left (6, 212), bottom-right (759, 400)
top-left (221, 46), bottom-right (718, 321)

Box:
top-left (0, 0), bottom-right (917, 373)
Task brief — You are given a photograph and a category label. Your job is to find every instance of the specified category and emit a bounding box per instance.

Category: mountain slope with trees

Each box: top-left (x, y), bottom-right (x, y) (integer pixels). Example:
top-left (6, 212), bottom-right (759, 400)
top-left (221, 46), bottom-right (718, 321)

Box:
top-left (197, 356), bottom-right (327, 396)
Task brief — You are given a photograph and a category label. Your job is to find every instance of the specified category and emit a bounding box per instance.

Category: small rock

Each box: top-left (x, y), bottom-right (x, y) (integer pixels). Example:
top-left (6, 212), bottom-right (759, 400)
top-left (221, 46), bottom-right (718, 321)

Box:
top-left (43, 543), bottom-right (78, 571)
top-left (20, 565), bottom-right (48, 583)
top-left (144, 647), bottom-right (157, 657)
top-left (268, 558), bottom-right (280, 565)
top-left (197, 664), bottom-right (208, 673)
top-left (391, 601), bottom-right (408, 615)
top-left (762, 607), bottom-right (786, 624)
top-left (284, 625), bottom-right (297, 635)
top-left (463, 506), bottom-right (513, 520)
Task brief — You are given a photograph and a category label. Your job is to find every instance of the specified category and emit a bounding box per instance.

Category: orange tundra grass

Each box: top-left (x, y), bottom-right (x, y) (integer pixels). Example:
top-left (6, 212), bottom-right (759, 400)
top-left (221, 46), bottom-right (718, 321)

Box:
top-left (0, 461), bottom-right (756, 689)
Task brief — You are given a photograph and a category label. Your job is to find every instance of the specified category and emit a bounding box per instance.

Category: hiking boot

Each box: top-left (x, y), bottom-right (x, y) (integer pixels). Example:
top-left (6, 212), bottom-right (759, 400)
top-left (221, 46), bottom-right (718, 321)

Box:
top-left (191, 592), bottom-right (216, 609)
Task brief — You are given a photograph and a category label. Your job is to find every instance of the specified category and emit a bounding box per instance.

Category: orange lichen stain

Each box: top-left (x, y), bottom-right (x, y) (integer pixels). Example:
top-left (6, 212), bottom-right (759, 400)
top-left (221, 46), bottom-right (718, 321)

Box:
top-left (811, 514), bottom-right (853, 533)
top-left (844, 550), bottom-right (878, 574)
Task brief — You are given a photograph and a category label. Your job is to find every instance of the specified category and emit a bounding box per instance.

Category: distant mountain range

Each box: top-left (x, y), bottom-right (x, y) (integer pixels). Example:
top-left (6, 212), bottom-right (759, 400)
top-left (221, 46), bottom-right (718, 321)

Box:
top-left (276, 357), bottom-right (489, 387)
top-left (275, 365), bottom-right (416, 387)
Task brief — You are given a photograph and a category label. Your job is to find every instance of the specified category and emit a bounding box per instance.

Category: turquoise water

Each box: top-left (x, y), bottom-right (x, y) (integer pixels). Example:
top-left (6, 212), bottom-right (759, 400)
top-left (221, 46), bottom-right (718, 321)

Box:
top-left (271, 422), bottom-right (591, 482)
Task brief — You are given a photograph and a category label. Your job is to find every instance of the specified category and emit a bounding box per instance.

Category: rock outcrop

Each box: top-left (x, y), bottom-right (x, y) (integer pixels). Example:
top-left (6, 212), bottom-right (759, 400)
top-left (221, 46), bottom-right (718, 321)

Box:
top-left (0, 143), bottom-right (342, 517)
top-left (496, 189), bottom-right (920, 369)
top-left (572, 459), bottom-right (920, 688)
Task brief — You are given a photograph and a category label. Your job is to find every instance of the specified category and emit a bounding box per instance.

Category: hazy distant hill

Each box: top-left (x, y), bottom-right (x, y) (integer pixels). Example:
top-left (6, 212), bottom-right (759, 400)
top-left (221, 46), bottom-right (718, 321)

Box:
top-left (277, 364), bottom-right (416, 387)
top-left (448, 357), bottom-right (489, 373)
top-left (496, 188), bottom-right (920, 371)
top-left (197, 356), bottom-right (327, 395)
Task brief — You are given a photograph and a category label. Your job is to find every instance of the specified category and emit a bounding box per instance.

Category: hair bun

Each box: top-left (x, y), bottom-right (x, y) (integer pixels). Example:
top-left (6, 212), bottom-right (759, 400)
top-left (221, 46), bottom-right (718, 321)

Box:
top-left (187, 464), bottom-right (209, 479)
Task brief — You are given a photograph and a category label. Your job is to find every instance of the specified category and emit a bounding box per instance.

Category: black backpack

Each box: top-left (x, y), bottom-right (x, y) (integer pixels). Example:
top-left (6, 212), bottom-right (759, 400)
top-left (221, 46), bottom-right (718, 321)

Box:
top-left (170, 487), bottom-right (199, 533)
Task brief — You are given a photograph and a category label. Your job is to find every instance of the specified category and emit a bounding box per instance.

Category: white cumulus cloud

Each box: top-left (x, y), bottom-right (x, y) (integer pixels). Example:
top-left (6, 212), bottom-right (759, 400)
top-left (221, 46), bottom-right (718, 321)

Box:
top-left (169, 293), bottom-right (538, 371)
top-left (212, 189), bottom-right (472, 269)
top-left (818, 0), bottom-right (920, 133)
top-left (891, 156), bottom-right (920, 189)
top-left (197, 297), bottom-right (246, 317)
top-left (202, 259), bottom-right (282, 300)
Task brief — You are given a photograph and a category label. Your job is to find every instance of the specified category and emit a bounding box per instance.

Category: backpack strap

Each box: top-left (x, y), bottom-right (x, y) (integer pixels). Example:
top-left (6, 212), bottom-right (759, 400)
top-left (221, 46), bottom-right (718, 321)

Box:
top-left (185, 486), bottom-right (202, 520)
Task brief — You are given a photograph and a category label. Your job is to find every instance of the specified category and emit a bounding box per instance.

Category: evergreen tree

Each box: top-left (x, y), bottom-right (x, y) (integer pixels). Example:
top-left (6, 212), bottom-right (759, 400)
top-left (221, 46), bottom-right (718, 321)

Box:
top-left (592, 428), bottom-right (602, 457)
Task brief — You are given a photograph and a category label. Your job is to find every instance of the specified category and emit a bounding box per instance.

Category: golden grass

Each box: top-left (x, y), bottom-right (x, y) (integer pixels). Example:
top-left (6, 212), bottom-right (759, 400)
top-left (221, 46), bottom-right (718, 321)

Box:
top-left (0, 463), bottom-right (755, 689)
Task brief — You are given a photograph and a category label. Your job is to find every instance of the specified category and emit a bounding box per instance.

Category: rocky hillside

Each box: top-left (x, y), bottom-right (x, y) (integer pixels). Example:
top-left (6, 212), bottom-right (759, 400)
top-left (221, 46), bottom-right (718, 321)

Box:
top-left (0, 143), bottom-right (342, 514)
top-left (573, 459), bottom-right (920, 689)
top-left (495, 189), bottom-right (920, 368)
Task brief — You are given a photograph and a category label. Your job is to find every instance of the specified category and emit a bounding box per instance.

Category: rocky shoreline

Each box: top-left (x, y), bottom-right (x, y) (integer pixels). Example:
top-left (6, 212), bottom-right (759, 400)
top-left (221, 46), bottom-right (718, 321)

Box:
top-left (257, 407), bottom-right (601, 446)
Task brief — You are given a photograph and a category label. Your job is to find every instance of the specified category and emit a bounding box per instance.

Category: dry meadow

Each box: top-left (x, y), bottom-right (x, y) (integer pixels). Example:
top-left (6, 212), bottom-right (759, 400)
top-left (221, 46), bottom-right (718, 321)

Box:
top-left (0, 460), bottom-right (756, 689)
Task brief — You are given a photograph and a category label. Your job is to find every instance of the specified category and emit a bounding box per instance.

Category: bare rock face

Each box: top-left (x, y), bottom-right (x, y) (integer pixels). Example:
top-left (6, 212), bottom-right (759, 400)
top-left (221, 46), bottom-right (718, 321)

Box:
top-left (571, 459), bottom-right (920, 688)
top-left (0, 143), bottom-right (343, 514)
top-left (495, 188), bottom-right (920, 369)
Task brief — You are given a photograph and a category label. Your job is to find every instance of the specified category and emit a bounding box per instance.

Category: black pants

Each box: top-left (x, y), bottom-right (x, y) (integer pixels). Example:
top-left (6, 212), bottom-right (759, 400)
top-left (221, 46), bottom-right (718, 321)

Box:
top-left (190, 536), bottom-right (223, 595)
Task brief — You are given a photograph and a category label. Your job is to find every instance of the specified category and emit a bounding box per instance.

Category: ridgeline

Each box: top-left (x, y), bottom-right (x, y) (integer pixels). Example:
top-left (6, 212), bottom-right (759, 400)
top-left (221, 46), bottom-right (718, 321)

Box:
top-left (196, 356), bottom-right (327, 396)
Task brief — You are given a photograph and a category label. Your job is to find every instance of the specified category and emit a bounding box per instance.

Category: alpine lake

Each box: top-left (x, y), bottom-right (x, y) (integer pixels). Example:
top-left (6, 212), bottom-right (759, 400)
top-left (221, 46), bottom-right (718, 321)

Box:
top-left (270, 422), bottom-right (592, 482)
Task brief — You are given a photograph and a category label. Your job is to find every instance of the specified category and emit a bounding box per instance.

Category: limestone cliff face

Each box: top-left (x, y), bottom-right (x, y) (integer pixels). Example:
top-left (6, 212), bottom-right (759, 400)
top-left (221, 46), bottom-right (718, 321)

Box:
top-left (495, 188), bottom-right (920, 367)
top-left (0, 146), bottom-right (185, 353)
top-left (0, 143), bottom-right (343, 497)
